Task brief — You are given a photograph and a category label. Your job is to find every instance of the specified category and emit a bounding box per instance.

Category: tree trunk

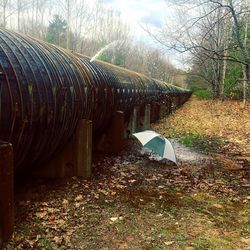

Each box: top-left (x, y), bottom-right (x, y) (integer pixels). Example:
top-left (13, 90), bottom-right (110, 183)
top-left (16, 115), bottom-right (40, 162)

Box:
top-left (3, 1), bottom-right (6, 28)
top-left (242, 16), bottom-right (248, 108)
top-left (17, 0), bottom-right (20, 31)
top-left (32, 0), bottom-right (35, 35)
top-left (221, 8), bottom-right (231, 99)
top-left (35, 0), bottom-right (39, 31)
top-left (229, 0), bottom-right (249, 86)
top-left (66, 0), bottom-right (71, 50)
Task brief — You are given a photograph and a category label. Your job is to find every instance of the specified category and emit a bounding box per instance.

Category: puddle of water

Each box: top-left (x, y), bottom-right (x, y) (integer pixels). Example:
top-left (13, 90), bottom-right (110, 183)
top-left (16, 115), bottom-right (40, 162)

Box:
top-left (139, 140), bottom-right (210, 165)
top-left (171, 139), bottom-right (210, 164)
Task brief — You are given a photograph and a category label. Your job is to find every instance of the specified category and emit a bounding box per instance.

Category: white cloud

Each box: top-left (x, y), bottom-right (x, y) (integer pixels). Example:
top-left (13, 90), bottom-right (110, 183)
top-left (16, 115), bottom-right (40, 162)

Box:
top-left (101, 0), bottom-right (168, 33)
top-left (97, 0), bottom-right (188, 68)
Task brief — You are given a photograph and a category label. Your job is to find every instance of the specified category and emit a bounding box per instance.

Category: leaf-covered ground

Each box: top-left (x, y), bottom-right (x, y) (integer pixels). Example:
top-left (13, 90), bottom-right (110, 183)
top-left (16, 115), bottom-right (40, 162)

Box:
top-left (7, 97), bottom-right (250, 250)
top-left (153, 97), bottom-right (250, 157)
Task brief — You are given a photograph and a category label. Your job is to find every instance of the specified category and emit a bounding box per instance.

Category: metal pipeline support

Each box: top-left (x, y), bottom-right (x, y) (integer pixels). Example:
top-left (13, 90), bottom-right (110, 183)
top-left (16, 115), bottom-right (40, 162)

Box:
top-left (0, 29), bottom-right (192, 170)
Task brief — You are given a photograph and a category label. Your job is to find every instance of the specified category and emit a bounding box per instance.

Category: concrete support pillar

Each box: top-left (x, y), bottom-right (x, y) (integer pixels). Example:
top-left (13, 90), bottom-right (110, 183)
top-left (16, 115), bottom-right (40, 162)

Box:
top-left (127, 106), bottom-right (139, 137)
top-left (74, 120), bottom-right (92, 178)
top-left (127, 104), bottom-right (151, 135)
top-left (110, 111), bottom-right (124, 153)
top-left (150, 104), bottom-right (159, 123)
top-left (159, 103), bottom-right (166, 119)
top-left (143, 104), bottom-right (151, 130)
top-left (35, 119), bottom-right (93, 179)
top-left (131, 106), bottom-right (138, 134)
top-left (0, 142), bottom-right (14, 245)
top-left (96, 111), bottom-right (125, 153)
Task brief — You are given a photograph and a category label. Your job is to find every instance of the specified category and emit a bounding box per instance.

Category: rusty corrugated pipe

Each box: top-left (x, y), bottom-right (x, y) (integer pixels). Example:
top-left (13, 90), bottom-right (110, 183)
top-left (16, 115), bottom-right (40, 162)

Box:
top-left (0, 29), bottom-right (191, 170)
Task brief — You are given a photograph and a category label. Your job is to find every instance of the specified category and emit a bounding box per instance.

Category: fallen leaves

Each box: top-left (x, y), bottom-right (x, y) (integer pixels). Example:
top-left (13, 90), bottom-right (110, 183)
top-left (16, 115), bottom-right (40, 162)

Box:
top-left (12, 98), bottom-right (250, 250)
top-left (110, 216), bottom-right (123, 223)
top-left (128, 179), bottom-right (136, 183)
top-left (47, 215), bottom-right (56, 222)
top-left (75, 195), bottom-right (83, 202)
top-left (111, 191), bottom-right (117, 196)
top-left (153, 97), bottom-right (250, 156)
top-left (212, 204), bottom-right (224, 209)
top-left (164, 241), bottom-right (174, 246)
top-left (53, 236), bottom-right (63, 245)
top-left (62, 199), bottom-right (69, 206)
top-left (35, 211), bottom-right (47, 219)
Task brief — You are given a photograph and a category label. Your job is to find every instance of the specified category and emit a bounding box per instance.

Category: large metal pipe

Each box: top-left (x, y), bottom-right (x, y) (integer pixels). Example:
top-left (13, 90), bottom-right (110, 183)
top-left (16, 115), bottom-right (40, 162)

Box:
top-left (0, 29), bottom-right (191, 170)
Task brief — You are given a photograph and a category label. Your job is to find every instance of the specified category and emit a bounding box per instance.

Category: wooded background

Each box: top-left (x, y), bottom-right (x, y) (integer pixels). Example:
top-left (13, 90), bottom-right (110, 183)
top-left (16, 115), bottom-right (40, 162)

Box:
top-left (0, 0), bottom-right (179, 85)
top-left (0, 0), bottom-right (249, 101)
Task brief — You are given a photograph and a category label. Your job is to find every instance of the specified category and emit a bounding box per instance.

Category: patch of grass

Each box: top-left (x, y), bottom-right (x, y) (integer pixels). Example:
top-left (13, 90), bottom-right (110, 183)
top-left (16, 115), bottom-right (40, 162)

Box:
top-left (239, 224), bottom-right (250, 238)
top-left (239, 205), bottom-right (250, 217)
top-left (18, 223), bottom-right (31, 235)
top-left (191, 236), bottom-right (230, 250)
top-left (163, 129), bottom-right (189, 139)
top-left (178, 132), bottom-right (226, 153)
top-left (175, 234), bottom-right (187, 249)
top-left (126, 224), bottom-right (139, 234)
top-left (191, 87), bottom-right (213, 100)
top-left (168, 207), bottom-right (178, 216)
top-left (191, 237), bottom-right (213, 249)
top-left (37, 238), bottom-right (54, 250)
top-left (179, 133), bottom-right (202, 147)
top-left (160, 229), bottom-right (171, 237)
top-left (175, 234), bottom-right (186, 242)
top-left (153, 245), bottom-right (174, 250)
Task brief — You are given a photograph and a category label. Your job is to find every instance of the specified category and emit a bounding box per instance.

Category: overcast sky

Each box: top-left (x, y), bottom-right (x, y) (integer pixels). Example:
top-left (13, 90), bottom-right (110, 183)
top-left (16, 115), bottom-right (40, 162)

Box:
top-left (95, 0), bottom-right (188, 69)
top-left (99, 0), bottom-right (187, 68)
top-left (101, 0), bottom-right (167, 30)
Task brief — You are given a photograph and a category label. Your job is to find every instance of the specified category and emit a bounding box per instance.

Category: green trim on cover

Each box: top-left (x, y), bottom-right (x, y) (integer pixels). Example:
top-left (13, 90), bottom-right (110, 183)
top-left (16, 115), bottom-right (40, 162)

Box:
top-left (144, 136), bottom-right (165, 157)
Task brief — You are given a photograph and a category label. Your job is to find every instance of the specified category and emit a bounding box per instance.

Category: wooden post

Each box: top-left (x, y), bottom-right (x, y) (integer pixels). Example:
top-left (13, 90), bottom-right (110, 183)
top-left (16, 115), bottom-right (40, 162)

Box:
top-left (0, 142), bottom-right (14, 245)
top-left (74, 120), bottom-right (92, 178)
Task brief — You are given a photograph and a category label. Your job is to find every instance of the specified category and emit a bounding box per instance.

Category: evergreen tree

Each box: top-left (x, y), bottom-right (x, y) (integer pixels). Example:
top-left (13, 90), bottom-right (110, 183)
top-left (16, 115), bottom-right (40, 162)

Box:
top-left (46, 15), bottom-right (67, 48)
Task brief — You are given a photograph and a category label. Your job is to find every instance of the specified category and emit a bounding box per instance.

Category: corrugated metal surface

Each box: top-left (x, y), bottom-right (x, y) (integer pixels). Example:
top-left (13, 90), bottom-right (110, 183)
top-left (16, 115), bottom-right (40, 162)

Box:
top-left (0, 29), bottom-right (191, 170)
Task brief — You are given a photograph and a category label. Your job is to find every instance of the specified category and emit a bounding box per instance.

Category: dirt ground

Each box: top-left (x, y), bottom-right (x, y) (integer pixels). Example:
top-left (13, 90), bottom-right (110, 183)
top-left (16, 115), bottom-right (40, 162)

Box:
top-left (7, 97), bottom-right (250, 250)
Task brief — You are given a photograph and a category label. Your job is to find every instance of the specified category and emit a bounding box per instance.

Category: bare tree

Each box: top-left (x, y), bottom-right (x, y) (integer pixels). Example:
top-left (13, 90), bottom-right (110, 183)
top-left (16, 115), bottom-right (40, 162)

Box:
top-left (0, 0), bottom-right (179, 85)
top-left (147, 0), bottom-right (250, 99)
top-left (242, 2), bottom-right (249, 106)
top-left (16, 0), bottom-right (31, 31)
top-left (124, 42), bottom-right (177, 83)
top-left (0, 0), bottom-right (15, 28)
